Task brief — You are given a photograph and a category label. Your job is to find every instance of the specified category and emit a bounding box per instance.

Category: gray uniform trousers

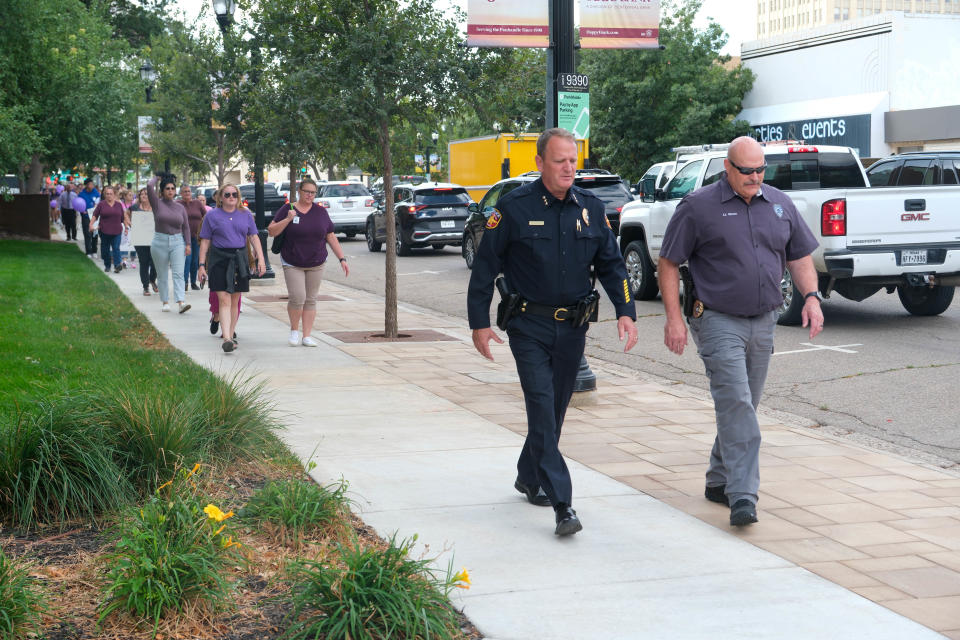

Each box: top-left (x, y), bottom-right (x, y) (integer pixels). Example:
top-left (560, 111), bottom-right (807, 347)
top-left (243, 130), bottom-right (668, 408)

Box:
top-left (688, 309), bottom-right (777, 506)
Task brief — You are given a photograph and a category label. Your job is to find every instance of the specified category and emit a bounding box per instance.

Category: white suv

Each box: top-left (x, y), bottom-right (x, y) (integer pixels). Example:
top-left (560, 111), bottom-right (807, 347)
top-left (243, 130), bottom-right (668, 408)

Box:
top-left (318, 181), bottom-right (376, 238)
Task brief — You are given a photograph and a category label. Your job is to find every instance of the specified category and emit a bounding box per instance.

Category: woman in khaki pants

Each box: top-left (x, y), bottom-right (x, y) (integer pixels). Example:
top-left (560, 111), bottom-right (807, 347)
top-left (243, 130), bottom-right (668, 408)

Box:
top-left (267, 178), bottom-right (349, 347)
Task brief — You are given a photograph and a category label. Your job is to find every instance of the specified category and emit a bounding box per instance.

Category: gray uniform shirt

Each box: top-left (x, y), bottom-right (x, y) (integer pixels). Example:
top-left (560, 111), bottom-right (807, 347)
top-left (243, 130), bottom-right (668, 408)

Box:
top-left (660, 174), bottom-right (818, 317)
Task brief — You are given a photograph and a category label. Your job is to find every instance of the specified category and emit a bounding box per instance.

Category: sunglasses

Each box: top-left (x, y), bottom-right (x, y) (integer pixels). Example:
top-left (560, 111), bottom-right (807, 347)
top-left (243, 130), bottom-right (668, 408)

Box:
top-left (222, 192), bottom-right (239, 198)
top-left (729, 161), bottom-right (767, 175)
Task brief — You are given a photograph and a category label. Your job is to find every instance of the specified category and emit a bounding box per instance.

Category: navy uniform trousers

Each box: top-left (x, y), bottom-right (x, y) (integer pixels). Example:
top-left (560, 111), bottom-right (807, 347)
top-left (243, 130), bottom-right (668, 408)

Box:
top-left (508, 314), bottom-right (587, 507)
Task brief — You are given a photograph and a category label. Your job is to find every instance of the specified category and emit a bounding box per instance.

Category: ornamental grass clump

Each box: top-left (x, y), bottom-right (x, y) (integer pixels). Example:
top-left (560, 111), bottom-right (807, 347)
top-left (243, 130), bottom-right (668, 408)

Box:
top-left (99, 464), bottom-right (243, 631)
top-left (0, 393), bottom-right (133, 531)
top-left (240, 477), bottom-right (352, 545)
top-left (0, 547), bottom-right (47, 639)
top-left (281, 535), bottom-right (470, 640)
top-left (103, 374), bottom-right (280, 492)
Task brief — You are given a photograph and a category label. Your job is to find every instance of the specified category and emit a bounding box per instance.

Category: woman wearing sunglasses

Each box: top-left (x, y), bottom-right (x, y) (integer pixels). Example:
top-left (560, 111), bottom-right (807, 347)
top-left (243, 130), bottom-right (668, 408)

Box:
top-left (147, 173), bottom-right (192, 314)
top-left (267, 177), bottom-right (348, 347)
top-left (196, 183), bottom-right (266, 353)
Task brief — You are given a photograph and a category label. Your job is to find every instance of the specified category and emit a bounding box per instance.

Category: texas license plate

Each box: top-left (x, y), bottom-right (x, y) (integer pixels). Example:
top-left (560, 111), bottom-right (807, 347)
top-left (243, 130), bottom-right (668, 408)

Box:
top-left (441, 220), bottom-right (455, 228)
top-left (901, 249), bottom-right (927, 265)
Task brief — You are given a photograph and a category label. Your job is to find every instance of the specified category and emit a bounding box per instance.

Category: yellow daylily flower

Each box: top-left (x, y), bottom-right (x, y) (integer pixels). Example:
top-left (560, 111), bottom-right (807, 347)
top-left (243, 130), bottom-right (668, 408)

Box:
top-left (453, 567), bottom-right (471, 589)
top-left (204, 504), bottom-right (234, 522)
top-left (187, 462), bottom-right (201, 478)
top-left (157, 480), bottom-right (172, 492)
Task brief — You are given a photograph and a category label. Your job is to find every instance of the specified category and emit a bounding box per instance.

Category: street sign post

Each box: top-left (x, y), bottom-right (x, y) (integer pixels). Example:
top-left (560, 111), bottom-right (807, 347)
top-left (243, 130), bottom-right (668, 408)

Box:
top-left (557, 73), bottom-right (589, 138)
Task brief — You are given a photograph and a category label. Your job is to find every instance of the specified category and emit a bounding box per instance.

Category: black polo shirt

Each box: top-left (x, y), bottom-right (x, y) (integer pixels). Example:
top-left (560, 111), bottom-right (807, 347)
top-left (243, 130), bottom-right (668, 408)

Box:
top-left (467, 178), bottom-right (635, 329)
top-left (660, 174), bottom-right (818, 317)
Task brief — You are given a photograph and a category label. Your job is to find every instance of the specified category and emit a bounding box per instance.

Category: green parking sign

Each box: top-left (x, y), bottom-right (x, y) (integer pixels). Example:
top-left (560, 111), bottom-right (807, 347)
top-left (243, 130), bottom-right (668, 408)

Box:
top-left (557, 74), bottom-right (589, 138)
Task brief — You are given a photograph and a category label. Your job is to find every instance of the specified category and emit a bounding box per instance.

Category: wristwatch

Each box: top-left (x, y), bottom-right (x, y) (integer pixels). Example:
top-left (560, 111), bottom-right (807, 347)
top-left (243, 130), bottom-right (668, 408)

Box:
top-left (199, 262), bottom-right (206, 267)
top-left (804, 291), bottom-right (823, 302)
top-left (339, 257), bottom-right (347, 263)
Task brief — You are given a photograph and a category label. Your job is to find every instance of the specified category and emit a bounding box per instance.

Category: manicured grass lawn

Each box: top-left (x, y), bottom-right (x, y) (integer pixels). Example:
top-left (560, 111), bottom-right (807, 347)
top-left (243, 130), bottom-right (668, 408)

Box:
top-left (0, 239), bottom-right (214, 420)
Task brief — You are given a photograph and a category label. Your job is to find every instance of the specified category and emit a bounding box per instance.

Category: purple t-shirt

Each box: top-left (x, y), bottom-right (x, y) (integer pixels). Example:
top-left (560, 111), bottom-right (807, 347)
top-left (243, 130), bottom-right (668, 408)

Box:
top-left (271, 203), bottom-right (334, 268)
top-left (660, 174), bottom-right (818, 317)
top-left (199, 207), bottom-right (258, 249)
top-left (92, 201), bottom-right (126, 236)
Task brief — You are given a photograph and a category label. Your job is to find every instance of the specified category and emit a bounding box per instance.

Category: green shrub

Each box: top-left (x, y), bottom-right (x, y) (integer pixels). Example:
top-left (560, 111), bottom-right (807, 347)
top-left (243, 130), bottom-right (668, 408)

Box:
top-left (103, 374), bottom-right (280, 492)
top-left (0, 394), bottom-right (133, 531)
top-left (0, 547), bottom-right (47, 639)
top-left (281, 536), bottom-right (469, 640)
top-left (99, 465), bottom-right (243, 631)
top-left (241, 478), bottom-right (351, 543)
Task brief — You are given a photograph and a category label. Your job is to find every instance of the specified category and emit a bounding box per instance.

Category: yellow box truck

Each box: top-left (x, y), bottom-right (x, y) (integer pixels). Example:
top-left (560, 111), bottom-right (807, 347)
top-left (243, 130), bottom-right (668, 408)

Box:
top-left (448, 133), bottom-right (589, 202)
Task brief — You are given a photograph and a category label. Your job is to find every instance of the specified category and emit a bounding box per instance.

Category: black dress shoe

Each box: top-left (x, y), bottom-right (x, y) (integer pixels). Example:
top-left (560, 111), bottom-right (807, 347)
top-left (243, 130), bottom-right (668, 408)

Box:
top-left (210, 319), bottom-right (219, 335)
top-left (705, 484), bottom-right (729, 506)
top-left (554, 503), bottom-right (582, 536)
top-left (514, 479), bottom-right (551, 507)
top-left (730, 499), bottom-right (758, 527)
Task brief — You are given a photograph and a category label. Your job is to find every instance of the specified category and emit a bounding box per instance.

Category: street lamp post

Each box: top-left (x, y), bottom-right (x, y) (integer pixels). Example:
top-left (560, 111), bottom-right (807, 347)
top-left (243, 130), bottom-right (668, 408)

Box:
top-left (427, 131), bottom-right (438, 183)
top-left (212, 0), bottom-right (274, 279)
top-left (139, 61), bottom-right (169, 174)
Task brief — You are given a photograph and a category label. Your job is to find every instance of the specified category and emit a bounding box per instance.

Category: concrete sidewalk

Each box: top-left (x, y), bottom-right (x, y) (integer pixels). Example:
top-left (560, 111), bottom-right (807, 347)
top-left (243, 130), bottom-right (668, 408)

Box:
top-left (92, 243), bottom-right (960, 639)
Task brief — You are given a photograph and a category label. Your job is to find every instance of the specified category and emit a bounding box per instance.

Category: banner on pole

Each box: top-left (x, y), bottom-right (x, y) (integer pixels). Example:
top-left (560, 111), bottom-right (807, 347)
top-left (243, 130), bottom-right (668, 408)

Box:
top-left (579, 0), bottom-right (660, 49)
top-left (466, 0), bottom-right (549, 48)
top-left (138, 116), bottom-right (154, 154)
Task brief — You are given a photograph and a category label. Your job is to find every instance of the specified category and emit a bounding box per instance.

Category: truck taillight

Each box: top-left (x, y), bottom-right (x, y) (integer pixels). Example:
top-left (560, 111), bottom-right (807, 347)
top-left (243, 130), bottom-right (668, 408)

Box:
top-left (821, 198), bottom-right (846, 236)
top-left (788, 146), bottom-right (818, 153)
top-left (242, 198), bottom-right (249, 208)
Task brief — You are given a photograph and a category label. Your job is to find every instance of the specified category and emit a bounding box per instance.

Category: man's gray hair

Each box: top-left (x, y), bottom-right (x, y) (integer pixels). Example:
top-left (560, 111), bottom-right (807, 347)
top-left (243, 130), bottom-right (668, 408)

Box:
top-left (537, 128), bottom-right (577, 158)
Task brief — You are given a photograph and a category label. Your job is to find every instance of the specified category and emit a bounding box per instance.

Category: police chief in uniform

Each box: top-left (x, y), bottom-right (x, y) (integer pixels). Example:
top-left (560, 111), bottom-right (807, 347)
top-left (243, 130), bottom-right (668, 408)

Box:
top-left (658, 136), bottom-right (824, 527)
top-left (467, 128), bottom-right (638, 536)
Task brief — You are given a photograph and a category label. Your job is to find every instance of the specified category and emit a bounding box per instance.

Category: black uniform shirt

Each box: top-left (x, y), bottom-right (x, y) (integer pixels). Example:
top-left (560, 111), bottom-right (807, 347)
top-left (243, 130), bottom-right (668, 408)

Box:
top-left (660, 174), bottom-right (818, 317)
top-left (467, 178), bottom-right (636, 329)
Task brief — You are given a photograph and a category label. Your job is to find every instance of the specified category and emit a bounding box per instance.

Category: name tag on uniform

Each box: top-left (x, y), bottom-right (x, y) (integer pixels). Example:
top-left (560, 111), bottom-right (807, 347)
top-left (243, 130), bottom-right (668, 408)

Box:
top-left (528, 220), bottom-right (544, 226)
top-left (292, 216), bottom-right (301, 224)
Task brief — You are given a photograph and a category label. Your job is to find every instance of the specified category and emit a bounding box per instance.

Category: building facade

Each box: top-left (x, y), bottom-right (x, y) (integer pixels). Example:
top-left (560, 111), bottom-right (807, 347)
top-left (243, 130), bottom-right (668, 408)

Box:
top-left (739, 11), bottom-right (960, 159)
top-left (756, 0), bottom-right (960, 39)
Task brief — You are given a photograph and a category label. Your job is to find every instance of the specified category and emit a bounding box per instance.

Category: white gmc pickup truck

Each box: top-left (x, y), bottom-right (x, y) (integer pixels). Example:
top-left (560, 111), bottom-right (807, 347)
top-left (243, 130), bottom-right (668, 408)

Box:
top-left (619, 143), bottom-right (960, 324)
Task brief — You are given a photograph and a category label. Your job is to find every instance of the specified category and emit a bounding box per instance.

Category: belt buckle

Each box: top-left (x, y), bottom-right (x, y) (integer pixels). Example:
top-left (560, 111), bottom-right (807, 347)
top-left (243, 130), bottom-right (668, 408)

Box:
top-left (553, 307), bottom-right (569, 321)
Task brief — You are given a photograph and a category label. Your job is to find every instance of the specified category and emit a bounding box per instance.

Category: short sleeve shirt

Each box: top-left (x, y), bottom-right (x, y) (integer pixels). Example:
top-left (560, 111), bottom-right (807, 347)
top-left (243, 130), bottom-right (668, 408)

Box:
top-left (271, 203), bottom-right (334, 268)
top-left (660, 174), bottom-right (818, 317)
top-left (199, 207), bottom-right (258, 249)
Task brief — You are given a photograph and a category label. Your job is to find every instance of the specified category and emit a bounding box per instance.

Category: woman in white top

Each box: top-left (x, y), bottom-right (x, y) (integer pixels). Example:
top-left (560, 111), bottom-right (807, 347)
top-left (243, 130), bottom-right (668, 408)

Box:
top-left (128, 188), bottom-right (158, 295)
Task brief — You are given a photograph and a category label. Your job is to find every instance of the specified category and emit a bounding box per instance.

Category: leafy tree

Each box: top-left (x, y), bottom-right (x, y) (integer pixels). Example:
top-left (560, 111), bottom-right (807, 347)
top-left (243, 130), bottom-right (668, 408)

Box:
top-left (581, 0), bottom-right (754, 180)
top-left (0, 0), bottom-right (139, 191)
top-left (145, 25), bottom-right (247, 186)
top-left (81, 0), bottom-right (173, 49)
top-left (257, 0), bottom-right (467, 337)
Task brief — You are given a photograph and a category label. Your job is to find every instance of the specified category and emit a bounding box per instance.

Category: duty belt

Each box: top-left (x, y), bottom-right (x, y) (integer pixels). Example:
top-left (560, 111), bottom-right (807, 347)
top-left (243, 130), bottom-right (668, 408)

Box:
top-left (520, 300), bottom-right (579, 322)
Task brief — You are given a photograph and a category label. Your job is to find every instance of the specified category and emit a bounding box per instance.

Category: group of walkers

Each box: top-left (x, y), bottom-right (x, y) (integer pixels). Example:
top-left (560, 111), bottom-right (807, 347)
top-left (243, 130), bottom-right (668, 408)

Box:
top-left (58, 174), bottom-right (348, 354)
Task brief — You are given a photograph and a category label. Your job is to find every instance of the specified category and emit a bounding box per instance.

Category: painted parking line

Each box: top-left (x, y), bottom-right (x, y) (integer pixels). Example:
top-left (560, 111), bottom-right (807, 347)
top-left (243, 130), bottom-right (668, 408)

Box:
top-left (773, 342), bottom-right (863, 356)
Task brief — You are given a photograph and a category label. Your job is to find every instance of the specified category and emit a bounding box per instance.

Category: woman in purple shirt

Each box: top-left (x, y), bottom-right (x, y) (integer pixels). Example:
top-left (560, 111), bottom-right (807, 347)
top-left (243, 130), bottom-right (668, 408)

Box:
top-left (90, 186), bottom-right (128, 273)
top-left (197, 183), bottom-right (266, 353)
top-left (147, 174), bottom-right (192, 314)
top-left (267, 178), bottom-right (348, 347)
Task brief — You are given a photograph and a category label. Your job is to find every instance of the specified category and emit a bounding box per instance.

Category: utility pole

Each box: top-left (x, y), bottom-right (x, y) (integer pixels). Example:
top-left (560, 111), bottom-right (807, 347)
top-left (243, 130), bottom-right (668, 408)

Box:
top-left (547, 0), bottom-right (596, 392)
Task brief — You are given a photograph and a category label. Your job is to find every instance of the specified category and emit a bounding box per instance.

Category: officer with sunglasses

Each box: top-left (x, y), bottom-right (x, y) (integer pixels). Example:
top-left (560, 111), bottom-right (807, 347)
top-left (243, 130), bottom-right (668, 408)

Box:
top-left (658, 136), bottom-right (824, 528)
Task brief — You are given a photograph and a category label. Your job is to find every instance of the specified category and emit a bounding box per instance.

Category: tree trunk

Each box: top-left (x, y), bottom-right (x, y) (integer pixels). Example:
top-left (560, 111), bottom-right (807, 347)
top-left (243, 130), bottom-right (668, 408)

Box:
top-left (380, 118), bottom-right (397, 339)
top-left (309, 162), bottom-right (321, 181)
top-left (26, 154), bottom-right (44, 194)
top-left (289, 162), bottom-right (297, 198)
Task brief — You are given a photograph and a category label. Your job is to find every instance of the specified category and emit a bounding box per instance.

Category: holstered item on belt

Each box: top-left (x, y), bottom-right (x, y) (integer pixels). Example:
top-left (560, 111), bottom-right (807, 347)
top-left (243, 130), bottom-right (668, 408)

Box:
top-left (572, 289), bottom-right (601, 328)
top-left (495, 276), bottom-right (521, 331)
top-left (679, 265), bottom-right (696, 318)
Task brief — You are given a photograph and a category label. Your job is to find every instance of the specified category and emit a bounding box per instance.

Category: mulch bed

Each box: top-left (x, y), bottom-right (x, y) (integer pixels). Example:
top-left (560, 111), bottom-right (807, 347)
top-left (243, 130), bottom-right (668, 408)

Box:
top-left (325, 329), bottom-right (459, 343)
top-left (3, 461), bottom-right (482, 640)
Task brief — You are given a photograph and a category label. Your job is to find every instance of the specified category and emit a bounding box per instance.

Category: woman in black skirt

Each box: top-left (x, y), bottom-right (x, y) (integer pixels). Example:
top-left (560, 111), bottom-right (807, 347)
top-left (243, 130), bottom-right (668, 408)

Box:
top-left (196, 183), bottom-right (266, 353)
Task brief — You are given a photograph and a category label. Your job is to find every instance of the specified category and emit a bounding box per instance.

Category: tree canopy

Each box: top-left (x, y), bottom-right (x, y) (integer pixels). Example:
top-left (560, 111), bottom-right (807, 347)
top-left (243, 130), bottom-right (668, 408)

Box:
top-left (581, 0), bottom-right (754, 180)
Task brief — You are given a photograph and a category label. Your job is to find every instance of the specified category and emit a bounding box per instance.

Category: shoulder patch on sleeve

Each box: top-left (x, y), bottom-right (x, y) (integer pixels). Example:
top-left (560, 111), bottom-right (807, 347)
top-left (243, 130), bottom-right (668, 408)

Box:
top-left (485, 208), bottom-right (502, 230)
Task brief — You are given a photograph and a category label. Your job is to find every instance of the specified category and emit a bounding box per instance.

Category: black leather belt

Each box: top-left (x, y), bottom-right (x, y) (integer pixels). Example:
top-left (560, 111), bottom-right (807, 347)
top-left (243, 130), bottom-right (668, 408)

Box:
top-left (520, 300), bottom-right (578, 322)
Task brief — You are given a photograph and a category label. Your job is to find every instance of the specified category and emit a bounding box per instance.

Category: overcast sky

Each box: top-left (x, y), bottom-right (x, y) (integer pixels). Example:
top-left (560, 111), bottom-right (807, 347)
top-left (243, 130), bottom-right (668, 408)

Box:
top-left (176, 1), bottom-right (756, 56)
